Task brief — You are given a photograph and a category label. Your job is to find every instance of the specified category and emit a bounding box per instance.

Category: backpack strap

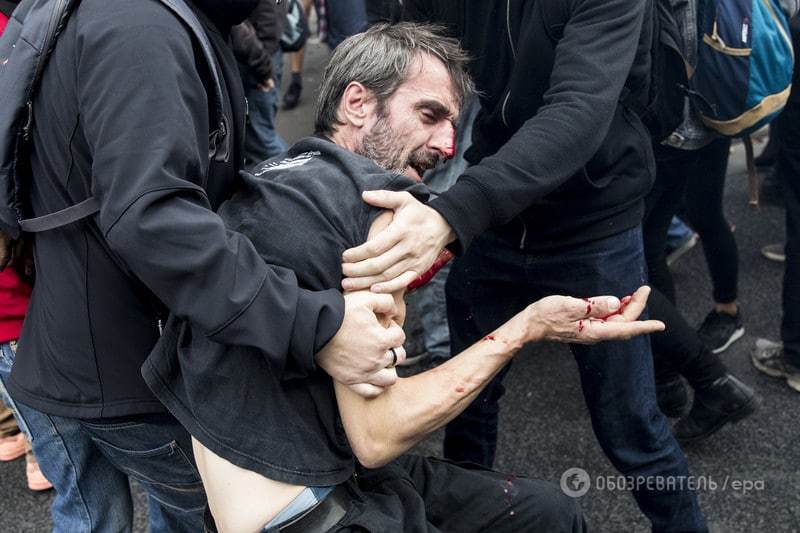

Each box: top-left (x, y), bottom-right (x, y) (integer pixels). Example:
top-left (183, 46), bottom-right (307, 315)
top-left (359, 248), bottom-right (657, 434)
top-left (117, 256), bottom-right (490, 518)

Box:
top-left (16, 0), bottom-right (230, 233)
top-left (19, 197), bottom-right (99, 232)
top-left (159, 0), bottom-right (230, 162)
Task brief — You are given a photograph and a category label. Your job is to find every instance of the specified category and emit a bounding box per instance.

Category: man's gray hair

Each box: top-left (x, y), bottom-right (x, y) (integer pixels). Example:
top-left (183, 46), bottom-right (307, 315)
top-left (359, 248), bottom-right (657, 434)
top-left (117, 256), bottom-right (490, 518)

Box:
top-left (314, 23), bottom-right (474, 136)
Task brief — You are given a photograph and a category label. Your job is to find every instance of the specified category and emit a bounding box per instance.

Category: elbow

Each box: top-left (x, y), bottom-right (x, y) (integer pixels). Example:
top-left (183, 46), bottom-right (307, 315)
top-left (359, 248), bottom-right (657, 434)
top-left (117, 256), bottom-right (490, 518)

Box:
top-left (350, 438), bottom-right (393, 470)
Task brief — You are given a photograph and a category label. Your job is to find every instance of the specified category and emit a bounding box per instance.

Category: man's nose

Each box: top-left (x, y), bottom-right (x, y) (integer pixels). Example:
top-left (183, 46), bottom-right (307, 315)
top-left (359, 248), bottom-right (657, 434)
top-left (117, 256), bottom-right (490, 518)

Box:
top-left (430, 122), bottom-right (456, 160)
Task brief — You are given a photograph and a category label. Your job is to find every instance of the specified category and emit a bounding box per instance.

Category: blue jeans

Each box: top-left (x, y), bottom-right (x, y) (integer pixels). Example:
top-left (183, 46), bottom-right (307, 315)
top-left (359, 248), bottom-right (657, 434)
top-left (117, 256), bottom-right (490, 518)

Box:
top-left (324, 0), bottom-right (367, 49)
top-left (0, 343), bottom-right (206, 532)
top-left (241, 51), bottom-right (288, 168)
top-left (443, 225), bottom-right (707, 532)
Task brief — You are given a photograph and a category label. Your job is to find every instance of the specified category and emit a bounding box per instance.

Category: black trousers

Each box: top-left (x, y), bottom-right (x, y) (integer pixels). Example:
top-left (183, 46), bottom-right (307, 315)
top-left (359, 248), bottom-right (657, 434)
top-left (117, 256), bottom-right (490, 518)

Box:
top-left (642, 140), bottom-right (730, 388)
top-left (328, 455), bottom-right (587, 532)
top-left (776, 97), bottom-right (800, 366)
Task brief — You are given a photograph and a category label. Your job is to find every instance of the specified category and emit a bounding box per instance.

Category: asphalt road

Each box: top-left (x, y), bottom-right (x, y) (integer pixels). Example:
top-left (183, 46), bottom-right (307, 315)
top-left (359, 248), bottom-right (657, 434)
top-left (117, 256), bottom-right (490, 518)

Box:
top-left (1, 39), bottom-right (798, 532)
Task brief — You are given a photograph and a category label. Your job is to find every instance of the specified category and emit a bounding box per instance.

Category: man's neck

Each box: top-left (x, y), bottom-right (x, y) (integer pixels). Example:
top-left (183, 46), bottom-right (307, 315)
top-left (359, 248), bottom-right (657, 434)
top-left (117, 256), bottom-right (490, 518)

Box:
top-left (328, 128), bottom-right (362, 154)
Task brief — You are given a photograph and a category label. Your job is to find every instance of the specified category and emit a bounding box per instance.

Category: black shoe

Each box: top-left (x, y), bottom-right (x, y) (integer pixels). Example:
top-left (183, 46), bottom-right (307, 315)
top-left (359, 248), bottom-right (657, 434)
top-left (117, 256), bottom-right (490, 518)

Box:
top-left (656, 376), bottom-right (690, 418)
top-left (673, 375), bottom-right (759, 444)
top-left (283, 80), bottom-right (303, 110)
top-left (697, 309), bottom-right (744, 354)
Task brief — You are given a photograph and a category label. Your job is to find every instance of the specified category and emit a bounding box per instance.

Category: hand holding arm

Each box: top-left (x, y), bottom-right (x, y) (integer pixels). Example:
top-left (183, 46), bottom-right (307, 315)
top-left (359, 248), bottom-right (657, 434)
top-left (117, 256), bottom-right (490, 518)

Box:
top-left (315, 291), bottom-right (406, 389)
top-left (341, 190), bottom-right (455, 293)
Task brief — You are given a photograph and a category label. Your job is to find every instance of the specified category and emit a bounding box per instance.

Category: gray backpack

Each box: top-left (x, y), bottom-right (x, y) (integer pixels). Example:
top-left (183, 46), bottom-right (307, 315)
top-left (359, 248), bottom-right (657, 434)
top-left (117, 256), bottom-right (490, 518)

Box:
top-left (0, 0), bottom-right (229, 239)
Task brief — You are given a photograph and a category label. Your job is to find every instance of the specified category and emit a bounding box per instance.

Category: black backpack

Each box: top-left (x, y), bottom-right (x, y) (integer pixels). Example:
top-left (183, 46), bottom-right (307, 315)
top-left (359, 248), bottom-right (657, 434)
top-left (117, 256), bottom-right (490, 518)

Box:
top-left (280, 0), bottom-right (310, 52)
top-left (0, 0), bottom-right (230, 240)
top-left (541, 0), bottom-right (688, 143)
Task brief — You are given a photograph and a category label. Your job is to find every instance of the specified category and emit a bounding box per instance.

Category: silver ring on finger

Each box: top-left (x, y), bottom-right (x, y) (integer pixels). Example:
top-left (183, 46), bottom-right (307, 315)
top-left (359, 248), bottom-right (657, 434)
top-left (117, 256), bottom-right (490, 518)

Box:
top-left (387, 347), bottom-right (398, 368)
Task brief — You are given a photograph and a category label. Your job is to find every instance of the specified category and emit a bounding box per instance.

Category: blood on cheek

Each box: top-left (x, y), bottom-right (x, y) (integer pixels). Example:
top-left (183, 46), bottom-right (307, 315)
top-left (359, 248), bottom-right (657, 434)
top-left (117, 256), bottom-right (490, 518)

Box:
top-left (445, 129), bottom-right (456, 159)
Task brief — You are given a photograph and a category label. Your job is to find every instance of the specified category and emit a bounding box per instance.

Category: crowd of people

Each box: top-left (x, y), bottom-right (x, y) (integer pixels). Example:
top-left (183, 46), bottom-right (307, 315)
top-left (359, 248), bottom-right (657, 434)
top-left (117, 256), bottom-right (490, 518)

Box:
top-left (0, 0), bottom-right (798, 531)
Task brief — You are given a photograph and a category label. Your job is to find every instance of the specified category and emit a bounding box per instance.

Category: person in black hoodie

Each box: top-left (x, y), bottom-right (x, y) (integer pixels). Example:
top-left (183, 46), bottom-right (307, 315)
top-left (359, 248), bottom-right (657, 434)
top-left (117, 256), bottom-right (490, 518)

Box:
top-left (340, 1), bottom-right (707, 531)
top-left (231, 0), bottom-right (290, 166)
top-left (1, 0), bottom-right (407, 530)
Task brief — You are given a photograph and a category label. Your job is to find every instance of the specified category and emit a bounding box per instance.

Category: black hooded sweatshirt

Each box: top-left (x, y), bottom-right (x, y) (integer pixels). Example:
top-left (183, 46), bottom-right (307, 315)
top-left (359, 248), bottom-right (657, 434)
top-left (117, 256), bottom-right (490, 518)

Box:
top-left (404, 0), bottom-right (655, 252)
top-left (8, 0), bottom-right (344, 418)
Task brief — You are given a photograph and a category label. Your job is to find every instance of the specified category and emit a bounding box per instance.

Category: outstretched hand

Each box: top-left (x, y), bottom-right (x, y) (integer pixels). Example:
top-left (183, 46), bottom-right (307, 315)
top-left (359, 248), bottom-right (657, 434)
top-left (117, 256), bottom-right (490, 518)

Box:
top-left (523, 286), bottom-right (664, 345)
top-left (341, 190), bottom-right (454, 293)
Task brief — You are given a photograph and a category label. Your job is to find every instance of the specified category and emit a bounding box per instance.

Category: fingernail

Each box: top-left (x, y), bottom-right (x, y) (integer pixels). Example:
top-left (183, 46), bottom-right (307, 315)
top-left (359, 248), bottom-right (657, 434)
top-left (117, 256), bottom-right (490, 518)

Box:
top-left (607, 297), bottom-right (620, 311)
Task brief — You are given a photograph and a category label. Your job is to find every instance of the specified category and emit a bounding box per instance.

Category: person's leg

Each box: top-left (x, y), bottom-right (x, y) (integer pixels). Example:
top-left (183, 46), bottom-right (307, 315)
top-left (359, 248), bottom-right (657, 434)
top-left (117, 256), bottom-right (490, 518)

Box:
top-left (642, 145), bottom-right (695, 413)
top-left (648, 288), bottom-right (727, 391)
top-left (0, 342), bottom-right (129, 532)
top-left (684, 138), bottom-right (745, 353)
top-left (78, 413), bottom-right (207, 533)
top-left (779, 96), bottom-right (800, 371)
top-left (643, 143), bottom-right (694, 306)
top-left (241, 53), bottom-right (289, 168)
top-left (442, 230), bottom-right (532, 467)
top-left (752, 27), bottom-right (800, 389)
top-left (395, 455), bottom-right (587, 532)
top-left (323, 0), bottom-right (367, 50)
top-left (534, 227), bottom-right (706, 532)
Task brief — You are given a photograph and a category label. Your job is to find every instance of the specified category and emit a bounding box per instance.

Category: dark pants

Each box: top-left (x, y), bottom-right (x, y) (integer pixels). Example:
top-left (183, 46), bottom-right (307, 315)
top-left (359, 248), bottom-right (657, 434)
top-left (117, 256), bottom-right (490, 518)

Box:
top-left (776, 94), bottom-right (800, 367)
top-left (643, 138), bottom-right (736, 305)
top-left (443, 225), bottom-right (706, 532)
top-left (642, 140), bottom-right (731, 387)
top-left (328, 455), bottom-right (586, 532)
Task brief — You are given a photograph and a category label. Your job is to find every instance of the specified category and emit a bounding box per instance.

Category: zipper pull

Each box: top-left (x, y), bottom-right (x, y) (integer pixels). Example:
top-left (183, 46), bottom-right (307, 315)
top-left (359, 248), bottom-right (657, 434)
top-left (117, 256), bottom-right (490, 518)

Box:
top-left (157, 318), bottom-right (163, 336)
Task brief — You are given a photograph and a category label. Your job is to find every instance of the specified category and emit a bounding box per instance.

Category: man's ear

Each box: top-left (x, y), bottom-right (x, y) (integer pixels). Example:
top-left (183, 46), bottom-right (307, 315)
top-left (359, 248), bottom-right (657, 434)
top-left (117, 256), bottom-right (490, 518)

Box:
top-left (338, 81), bottom-right (377, 129)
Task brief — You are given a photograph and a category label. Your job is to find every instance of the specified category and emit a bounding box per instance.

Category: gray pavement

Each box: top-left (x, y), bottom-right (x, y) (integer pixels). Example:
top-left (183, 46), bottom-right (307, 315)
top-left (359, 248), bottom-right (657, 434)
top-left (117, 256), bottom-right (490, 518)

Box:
top-left (2, 39), bottom-right (799, 532)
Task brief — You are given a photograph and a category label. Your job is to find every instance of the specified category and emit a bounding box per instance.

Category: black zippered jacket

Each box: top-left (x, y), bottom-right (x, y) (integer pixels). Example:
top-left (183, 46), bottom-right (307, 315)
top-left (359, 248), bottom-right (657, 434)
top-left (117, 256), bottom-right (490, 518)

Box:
top-left (7, 0), bottom-right (344, 418)
top-left (231, 0), bottom-right (287, 82)
top-left (404, 0), bottom-right (655, 252)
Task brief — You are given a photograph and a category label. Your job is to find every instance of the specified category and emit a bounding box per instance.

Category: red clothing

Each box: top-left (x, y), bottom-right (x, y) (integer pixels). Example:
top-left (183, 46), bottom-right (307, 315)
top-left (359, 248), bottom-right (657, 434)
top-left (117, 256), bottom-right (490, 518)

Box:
top-left (0, 13), bottom-right (7, 35)
top-left (0, 269), bottom-right (31, 343)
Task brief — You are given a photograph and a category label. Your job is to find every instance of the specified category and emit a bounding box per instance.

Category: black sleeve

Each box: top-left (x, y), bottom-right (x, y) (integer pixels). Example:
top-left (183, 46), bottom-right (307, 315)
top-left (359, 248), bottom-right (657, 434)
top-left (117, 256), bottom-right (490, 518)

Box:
top-left (428, 0), bottom-right (647, 251)
top-left (231, 20), bottom-right (274, 81)
top-left (76, 3), bottom-right (342, 379)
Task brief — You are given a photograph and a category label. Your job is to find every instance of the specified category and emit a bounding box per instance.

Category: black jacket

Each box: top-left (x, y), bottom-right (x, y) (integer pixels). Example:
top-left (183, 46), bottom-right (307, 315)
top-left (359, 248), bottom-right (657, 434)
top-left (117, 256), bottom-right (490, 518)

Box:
top-left (231, 0), bottom-right (287, 82)
top-left (7, 0), bottom-right (344, 418)
top-left (404, 0), bottom-right (655, 252)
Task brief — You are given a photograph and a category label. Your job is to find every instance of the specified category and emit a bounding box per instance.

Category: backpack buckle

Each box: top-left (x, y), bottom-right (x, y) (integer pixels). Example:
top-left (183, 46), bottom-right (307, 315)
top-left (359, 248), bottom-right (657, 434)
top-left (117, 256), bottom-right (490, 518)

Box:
top-left (21, 100), bottom-right (33, 141)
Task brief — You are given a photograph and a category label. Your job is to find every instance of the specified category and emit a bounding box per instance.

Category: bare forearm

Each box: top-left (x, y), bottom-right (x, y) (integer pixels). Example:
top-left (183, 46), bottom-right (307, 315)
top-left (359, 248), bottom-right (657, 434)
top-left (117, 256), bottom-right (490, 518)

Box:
top-left (336, 313), bottom-right (531, 467)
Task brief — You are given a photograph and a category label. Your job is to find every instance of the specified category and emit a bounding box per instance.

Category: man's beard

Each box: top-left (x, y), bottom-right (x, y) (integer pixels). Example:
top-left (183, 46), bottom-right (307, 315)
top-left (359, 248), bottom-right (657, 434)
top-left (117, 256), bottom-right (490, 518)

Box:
top-left (356, 114), bottom-right (440, 179)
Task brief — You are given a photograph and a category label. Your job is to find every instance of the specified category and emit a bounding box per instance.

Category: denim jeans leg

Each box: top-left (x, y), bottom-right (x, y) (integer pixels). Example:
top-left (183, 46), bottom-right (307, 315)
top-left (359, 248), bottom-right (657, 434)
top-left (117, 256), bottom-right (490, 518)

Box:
top-left (242, 51), bottom-right (289, 168)
top-left (413, 263), bottom-right (452, 362)
top-left (0, 343), bottom-right (131, 533)
top-left (541, 227), bottom-right (705, 532)
top-left (78, 413), bottom-right (207, 533)
top-left (443, 235), bottom-right (531, 466)
top-left (443, 227), bottom-right (706, 531)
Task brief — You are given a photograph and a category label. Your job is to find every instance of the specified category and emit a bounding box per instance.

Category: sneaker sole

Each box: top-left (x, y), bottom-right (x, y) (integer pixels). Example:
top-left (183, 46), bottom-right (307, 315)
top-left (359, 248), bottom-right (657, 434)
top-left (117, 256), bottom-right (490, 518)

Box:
top-left (710, 327), bottom-right (745, 354)
top-left (27, 478), bottom-right (54, 491)
top-left (751, 353), bottom-right (787, 378)
top-left (676, 394), bottom-right (761, 445)
top-left (761, 250), bottom-right (786, 262)
top-left (785, 375), bottom-right (800, 393)
top-left (666, 234), bottom-right (699, 267)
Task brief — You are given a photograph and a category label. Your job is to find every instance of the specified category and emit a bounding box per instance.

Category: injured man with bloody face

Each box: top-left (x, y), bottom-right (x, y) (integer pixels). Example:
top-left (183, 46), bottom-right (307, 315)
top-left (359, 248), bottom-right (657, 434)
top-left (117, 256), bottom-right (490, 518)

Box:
top-left (142, 23), bottom-right (664, 533)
